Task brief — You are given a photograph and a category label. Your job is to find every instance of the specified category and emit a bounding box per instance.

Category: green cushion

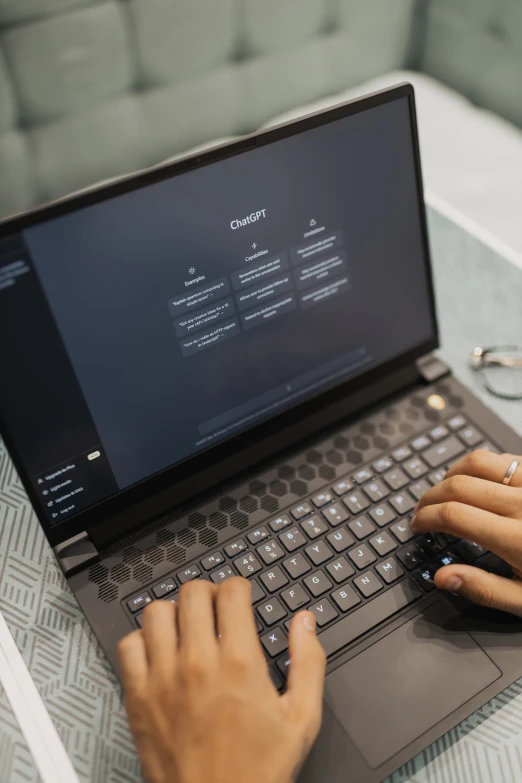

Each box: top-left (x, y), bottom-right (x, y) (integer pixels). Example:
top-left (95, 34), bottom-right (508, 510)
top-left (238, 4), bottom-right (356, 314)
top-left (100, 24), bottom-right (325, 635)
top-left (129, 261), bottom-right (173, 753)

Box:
top-left (0, 0), bottom-right (89, 25)
top-left (1, 2), bottom-right (133, 123)
top-left (0, 45), bottom-right (14, 133)
top-left (0, 131), bottom-right (36, 215)
top-left (241, 0), bottom-right (328, 55)
top-left (129, 0), bottom-right (237, 87)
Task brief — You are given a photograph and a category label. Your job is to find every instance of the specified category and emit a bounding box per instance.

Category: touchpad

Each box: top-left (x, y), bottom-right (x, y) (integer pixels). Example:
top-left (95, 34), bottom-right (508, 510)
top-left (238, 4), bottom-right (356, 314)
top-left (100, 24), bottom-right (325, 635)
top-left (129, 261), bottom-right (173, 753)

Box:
top-left (324, 602), bottom-right (501, 769)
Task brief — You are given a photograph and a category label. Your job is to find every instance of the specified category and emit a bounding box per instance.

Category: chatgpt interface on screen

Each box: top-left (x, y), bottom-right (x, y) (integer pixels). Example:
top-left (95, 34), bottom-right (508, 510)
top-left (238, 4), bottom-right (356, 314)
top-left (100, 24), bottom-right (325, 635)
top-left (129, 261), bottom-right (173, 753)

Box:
top-left (0, 97), bottom-right (434, 525)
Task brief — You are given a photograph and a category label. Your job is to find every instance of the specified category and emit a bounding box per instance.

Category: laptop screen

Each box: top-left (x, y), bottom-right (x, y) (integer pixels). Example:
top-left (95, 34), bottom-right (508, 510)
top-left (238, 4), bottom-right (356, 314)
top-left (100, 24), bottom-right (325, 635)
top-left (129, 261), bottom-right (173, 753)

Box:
top-left (0, 94), bottom-right (435, 528)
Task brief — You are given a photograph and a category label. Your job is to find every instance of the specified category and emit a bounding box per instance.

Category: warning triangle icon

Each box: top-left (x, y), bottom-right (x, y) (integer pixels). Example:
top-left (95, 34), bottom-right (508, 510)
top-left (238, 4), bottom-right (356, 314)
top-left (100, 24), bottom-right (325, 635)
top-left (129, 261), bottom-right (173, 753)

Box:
top-left (310, 219), bottom-right (317, 226)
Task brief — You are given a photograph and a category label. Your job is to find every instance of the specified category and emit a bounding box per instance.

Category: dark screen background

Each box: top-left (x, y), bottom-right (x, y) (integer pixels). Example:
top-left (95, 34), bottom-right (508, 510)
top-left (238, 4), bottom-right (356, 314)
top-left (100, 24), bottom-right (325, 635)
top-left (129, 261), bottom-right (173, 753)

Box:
top-left (15, 97), bottom-right (433, 493)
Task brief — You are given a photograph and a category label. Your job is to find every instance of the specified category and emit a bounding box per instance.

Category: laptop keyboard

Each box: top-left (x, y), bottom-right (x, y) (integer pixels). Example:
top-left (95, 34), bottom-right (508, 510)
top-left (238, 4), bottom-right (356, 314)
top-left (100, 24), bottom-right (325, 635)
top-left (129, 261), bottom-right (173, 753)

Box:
top-left (124, 413), bottom-right (499, 688)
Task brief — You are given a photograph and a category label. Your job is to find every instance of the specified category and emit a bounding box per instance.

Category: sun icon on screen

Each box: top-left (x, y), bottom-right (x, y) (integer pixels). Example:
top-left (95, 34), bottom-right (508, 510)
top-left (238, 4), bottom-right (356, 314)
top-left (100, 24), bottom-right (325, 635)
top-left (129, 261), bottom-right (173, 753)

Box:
top-left (189, 267), bottom-right (196, 275)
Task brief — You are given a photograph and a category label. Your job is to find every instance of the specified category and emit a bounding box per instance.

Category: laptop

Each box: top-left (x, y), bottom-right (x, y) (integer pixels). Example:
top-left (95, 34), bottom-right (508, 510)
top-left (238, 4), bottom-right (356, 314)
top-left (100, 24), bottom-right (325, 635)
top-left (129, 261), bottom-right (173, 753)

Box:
top-left (1, 83), bottom-right (522, 782)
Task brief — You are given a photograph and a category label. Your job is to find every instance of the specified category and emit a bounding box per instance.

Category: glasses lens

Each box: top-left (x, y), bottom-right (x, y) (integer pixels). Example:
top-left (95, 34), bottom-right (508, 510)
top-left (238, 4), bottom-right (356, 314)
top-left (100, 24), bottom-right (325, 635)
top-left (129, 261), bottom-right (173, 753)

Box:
top-left (483, 348), bottom-right (522, 399)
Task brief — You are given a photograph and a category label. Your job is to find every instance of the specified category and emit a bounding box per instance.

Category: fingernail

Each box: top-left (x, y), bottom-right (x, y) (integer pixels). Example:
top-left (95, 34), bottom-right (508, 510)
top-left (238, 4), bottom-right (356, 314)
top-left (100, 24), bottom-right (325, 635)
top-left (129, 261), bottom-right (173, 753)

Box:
top-left (410, 515), bottom-right (418, 532)
top-left (302, 612), bottom-right (316, 632)
top-left (444, 576), bottom-right (463, 592)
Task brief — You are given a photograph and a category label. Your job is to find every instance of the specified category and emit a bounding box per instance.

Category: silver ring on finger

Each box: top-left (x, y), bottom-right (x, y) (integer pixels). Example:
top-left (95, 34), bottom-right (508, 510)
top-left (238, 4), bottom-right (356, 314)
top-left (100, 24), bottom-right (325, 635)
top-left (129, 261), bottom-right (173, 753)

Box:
top-left (502, 459), bottom-right (520, 486)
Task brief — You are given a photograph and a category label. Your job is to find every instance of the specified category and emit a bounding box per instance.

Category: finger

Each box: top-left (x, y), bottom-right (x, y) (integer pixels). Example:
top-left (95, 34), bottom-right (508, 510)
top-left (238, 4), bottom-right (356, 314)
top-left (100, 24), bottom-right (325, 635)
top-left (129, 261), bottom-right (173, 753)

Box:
top-left (415, 474), bottom-right (522, 518)
top-left (118, 629), bottom-right (149, 699)
top-left (177, 579), bottom-right (219, 660)
top-left (435, 564), bottom-right (522, 617)
top-left (141, 599), bottom-right (178, 675)
top-left (215, 577), bottom-right (265, 664)
top-left (445, 450), bottom-right (522, 488)
top-left (283, 612), bottom-right (326, 735)
top-left (412, 501), bottom-right (522, 563)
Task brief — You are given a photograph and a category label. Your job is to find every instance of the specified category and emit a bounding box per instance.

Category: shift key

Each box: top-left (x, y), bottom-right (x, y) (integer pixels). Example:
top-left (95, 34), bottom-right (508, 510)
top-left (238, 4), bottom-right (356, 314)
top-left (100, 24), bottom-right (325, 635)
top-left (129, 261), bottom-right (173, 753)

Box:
top-left (318, 580), bottom-right (422, 657)
top-left (422, 436), bottom-right (465, 469)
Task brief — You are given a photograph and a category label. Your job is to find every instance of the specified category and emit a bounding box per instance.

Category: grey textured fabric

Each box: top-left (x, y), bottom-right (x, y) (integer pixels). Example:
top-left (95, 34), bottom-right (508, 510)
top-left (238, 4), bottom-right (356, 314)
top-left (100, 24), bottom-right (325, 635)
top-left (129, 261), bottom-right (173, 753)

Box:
top-left (1, 208), bottom-right (522, 782)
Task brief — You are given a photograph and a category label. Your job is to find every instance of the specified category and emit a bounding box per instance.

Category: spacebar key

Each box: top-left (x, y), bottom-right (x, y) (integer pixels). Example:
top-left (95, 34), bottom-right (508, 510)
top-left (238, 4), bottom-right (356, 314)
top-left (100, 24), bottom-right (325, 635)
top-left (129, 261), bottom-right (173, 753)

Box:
top-left (319, 581), bottom-right (422, 657)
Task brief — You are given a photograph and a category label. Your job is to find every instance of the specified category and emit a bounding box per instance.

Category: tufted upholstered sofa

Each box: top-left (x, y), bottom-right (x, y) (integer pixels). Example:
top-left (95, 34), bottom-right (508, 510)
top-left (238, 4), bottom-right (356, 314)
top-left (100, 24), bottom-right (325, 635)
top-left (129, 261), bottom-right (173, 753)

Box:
top-left (0, 0), bottom-right (521, 226)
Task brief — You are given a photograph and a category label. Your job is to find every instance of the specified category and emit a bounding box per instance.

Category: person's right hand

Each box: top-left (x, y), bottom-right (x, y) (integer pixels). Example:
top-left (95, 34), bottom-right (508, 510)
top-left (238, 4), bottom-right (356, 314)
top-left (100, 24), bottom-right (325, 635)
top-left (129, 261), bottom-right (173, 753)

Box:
top-left (411, 449), bottom-right (522, 615)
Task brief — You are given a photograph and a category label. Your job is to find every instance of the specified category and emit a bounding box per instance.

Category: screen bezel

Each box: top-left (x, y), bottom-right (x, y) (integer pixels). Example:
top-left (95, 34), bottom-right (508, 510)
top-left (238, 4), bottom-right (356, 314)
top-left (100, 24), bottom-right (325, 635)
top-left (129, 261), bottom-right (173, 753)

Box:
top-left (0, 83), bottom-right (439, 548)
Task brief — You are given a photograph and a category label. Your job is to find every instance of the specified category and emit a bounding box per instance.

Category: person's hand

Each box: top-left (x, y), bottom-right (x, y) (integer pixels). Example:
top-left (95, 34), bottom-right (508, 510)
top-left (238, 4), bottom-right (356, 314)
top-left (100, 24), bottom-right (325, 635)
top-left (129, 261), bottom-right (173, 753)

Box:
top-left (118, 577), bottom-right (326, 783)
top-left (411, 449), bottom-right (522, 615)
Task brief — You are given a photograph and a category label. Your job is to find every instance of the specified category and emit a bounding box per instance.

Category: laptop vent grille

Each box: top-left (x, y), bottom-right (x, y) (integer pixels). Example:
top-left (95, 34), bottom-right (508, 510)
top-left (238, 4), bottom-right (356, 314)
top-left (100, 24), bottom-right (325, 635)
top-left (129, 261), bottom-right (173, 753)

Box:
top-left (89, 385), bottom-right (464, 603)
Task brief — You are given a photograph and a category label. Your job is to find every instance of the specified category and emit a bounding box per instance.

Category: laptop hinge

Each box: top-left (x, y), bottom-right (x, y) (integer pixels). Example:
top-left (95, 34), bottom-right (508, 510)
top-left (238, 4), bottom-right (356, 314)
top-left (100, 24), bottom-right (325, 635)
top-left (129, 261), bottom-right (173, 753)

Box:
top-left (416, 354), bottom-right (451, 384)
top-left (53, 531), bottom-right (100, 577)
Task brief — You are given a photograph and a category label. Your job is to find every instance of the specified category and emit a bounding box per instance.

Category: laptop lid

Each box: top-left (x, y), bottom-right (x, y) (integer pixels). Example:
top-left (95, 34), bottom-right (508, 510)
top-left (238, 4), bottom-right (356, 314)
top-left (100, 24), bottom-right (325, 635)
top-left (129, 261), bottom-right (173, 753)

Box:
top-left (0, 84), bottom-right (438, 549)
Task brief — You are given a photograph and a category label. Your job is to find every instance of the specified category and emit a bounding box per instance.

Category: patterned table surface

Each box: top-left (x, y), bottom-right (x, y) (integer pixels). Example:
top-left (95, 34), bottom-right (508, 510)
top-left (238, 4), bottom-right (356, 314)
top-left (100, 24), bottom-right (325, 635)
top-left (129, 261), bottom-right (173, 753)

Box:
top-left (1, 207), bottom-right (522, 783)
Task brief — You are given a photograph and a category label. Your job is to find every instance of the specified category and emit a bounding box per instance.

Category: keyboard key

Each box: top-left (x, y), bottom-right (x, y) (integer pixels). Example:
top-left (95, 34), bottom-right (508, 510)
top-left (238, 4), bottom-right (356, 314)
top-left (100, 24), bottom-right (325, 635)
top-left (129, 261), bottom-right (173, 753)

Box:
top-left (326, 556), bottom-right (354, 583)
top-left (348, 544), bottom-right (376, 570)
top-left (423, 436), bottom-right (465, 469)
top-left (225, 539), bottom-right (247, 558)
top-left (260, 566), bottom-right (289, 593)
top-left (312, 490), bottom-right (334, 507)
top-left (430, 425), bottom-right (449, 441)
top-left (201, 551), bottom-right (224, 571)
top-left (372, 457), bottom-right (393, 473)
top-left (327, 528), bottom-right (355, 553)
top-left (247, 527), bottom-right (270, 545)
top-left (392, 446), bottom-right (412, 462)
top-left (300, 515), bottom-right (328, 540)
top-left (343, 491), bottom-right (370, 515)
top-left (269, 666), bottom-right (283, 690)
top-left (458, 426), bottom-right (483, 448)
top-left (376, 558), bottom-right (404, 584)
top-left (331, 584), bottom-right (361, 612)
top-left (250, 579), bottom-right (266, 604)
top-left (411, 435), bottom-right (431, 452)
top-left (210, 566), bottom-right (235, 584)
top-left (309, 598), bottom-right (339, 627)
top-left (282, 553), bottom-right (311, 579)
top-left (319, 581), bottom-right (422, 656)
top-left (369, 531), bottom-right (397, 557)
top-left (257, 539), bottom-right (286, 565)
top-left (234, 552), bottom-right (263, 577)
top-left (277, 654), bottom-right (292, 677)
top-left (414, 565), bottom-right (436, 591)
top-left (428, 469), bottom-right (446, 486)
top-left (416, 532), bottom-right (447, 559)
top-left (348, 515), bottom-right (376, 540)
top-left (403, 457), bottom-right (428, 480)
top-left (410, 479), bottom-right (431, 501)
top-left (332, 478), bottom-right (354, 496)
top-left (369, 502), bottom-right (396, 528)
top-left (269, 515), bottom-right (292, 533)
top-left (397, 545), bottom-right (424, 571)
top-left (136, 612), bottom-right (144, 628)
top-left (261, 627), bottom-right (288, 657)
top-left (162, 594), bottom-right (179, 605)
top-left (281, 584), bottom-right (310, 612)
top-left (354, 571), bottom-right (384, 598)
top-left (354, 468), bottom-right (373, 484)
top-left (454, 540), bottom-right (488, 562)
top-left (291, 502), bottom-right (313, 520)
top-left (481, 441), bottom-right (500, 454)
top-left (177, 564), bottom-right (201, 584)
top-left (152, 577), bottom-right (176, 598)
top-left (389, 491), bottom-right (416, 515)
top-left (257, 598), bottom-right (286, 626)
top-left (390, 518), bottom-right (415, 544)
top-left (127, 592), bottom-right (152, 613)
top-left (363, 479), bottom-right (389, 503)
top-left (279, 527), bottom-right (307, 552)
top-left (435, 551), bottom-right (460, 568)
top-left (448, 415), bottom-right (467, 431)
top-left (322, 502), bottom-right (349, 527)
top-left (304, 570), bottom-right (333, 597)
top-left (383, 468), bottom-right (409, 491)
top-left (306, 540), bottom-right (334, 566)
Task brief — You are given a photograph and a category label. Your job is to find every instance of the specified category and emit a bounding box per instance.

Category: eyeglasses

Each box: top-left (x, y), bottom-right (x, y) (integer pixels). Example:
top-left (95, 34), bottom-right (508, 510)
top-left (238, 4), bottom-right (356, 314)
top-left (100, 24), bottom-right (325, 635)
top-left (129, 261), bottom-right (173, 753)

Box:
top-left (470, 346), bottom-right (522, 400)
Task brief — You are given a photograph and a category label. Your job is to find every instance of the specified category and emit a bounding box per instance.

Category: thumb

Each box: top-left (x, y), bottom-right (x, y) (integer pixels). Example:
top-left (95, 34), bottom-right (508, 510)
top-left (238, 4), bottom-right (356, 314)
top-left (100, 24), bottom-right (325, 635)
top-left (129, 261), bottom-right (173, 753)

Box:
top-left (282, 611), bottom-right (326, 735)
top-left (435, 564), bottom-right (522, 617)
